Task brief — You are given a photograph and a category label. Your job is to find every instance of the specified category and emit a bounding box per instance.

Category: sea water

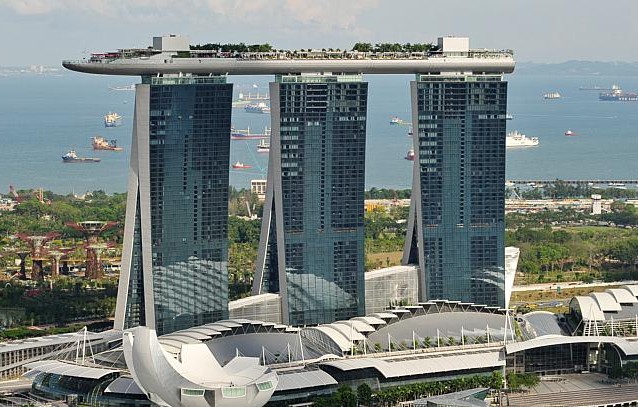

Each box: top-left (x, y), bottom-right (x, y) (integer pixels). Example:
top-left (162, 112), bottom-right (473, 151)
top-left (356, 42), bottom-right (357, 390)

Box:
top-left (0, 70), bottom-right (636, 194)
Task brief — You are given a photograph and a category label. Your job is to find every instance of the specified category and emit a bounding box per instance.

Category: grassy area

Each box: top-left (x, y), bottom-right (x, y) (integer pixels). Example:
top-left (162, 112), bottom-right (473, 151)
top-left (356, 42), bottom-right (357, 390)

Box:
top-left (511, 285), bottom-right (617, 303)
top-left (366, 251), bottom-right (403, 270)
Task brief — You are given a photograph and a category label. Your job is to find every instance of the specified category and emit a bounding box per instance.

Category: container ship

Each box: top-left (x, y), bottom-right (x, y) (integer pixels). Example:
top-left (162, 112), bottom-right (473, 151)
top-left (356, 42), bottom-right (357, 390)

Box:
top-left (91, 136), bottom-right (123, 151)
top-left (62, 150), bottom-right (101, 163)
top-left (244, 102), bottom-right (270, 114)
top-left (104, 112), bottom-right (122, 127)
top-left (231, 127), bottom-right (271, 140)
top-left (599, 86), bottom-right (638, 101)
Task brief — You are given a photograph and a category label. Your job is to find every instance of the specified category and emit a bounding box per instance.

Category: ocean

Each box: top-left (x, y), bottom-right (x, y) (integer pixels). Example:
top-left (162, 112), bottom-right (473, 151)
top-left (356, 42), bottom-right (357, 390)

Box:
top-left (0, 70), bottom-right (636, 194)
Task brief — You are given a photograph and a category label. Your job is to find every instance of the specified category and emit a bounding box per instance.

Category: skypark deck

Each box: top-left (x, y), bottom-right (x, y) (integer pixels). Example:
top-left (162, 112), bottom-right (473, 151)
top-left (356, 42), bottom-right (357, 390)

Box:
top-left (63, 41), bottom-right (514, 76)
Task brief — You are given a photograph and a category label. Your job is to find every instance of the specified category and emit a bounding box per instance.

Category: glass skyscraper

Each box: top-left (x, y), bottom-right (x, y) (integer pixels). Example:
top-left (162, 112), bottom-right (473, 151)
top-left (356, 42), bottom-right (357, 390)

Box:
top-left (115, 76), bottom-right (232, 335)
top-left (253, 74), bottom-right (368, 326)
top-left (403, 73), bottom-right (507, 307)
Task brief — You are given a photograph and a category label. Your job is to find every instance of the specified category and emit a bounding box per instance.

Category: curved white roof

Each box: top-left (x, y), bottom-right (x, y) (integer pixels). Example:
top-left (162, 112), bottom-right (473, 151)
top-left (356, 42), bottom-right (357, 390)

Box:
top-left (214, 320), bottom-right (243, 328)
top-left (321, 349), bottom-right (503, 378)
top-left (592, 292), bottom-right (622, 312)
top-left (372, 312), bottom-right (400, 321)
top-left (165, 331), bottom-right (211, 341)
top-left (276, 369), bottom-right (338, 391)
top-left (607, 288), bottom-right (638, 304)
top-left (325, 323), bottom-right (366, 342)
top-left (201, 323), bottom-right (232, 332)
top-left (622, 285), bottom-right (638, 298)
top-left (228, 318), bottom-right (262, 325)
top-left (105, 377), bottom-right (144, 395)
top-left (305, 326), bottom-right (352, 352)
top-left (334, 320), bottom-right (376, 333)
top-left (506, 335), bottom-right (638, 356)
top-left (24, 360), bottom-right (120, 379)
top-left (186, 327), bottom-right (223, 336)
top-left (353, 316), bottom-right (387, 326)
top-left (570, 296), bottom-right (605, 321)
top-left (159, 334), bottom-right (202, 344)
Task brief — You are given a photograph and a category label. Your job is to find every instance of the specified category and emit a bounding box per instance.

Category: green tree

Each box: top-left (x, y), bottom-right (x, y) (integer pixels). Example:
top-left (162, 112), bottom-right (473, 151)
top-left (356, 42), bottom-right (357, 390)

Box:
top-left (334, 386), bottom-right (356, 407)
top-left (357, 383), bottom-right (372, 406)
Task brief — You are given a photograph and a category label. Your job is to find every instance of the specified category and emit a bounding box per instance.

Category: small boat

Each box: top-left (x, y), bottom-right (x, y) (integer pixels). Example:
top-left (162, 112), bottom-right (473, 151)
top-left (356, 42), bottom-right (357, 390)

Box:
top-left (407, 126), bottom-right (413, 137)
top-left (257, 139), bottom-right (270, 153)
top-left (390, 116), bottom-right (404, 125)
top-left (232, 161), bottom-right (252, 169)
top-left (544, 92), bottom-right (561, 100)
top-left (244, 102), bottom-right (270, 114)
top-left (104, 112), bottom-right (122, 127)
top-left (231, 126), bottom-right (270, 140)
top-left (404, 148), bottom-right (415, 161)
top-left (108, 84), bottom-right (135, 91)
top-left (62, 150), bottom-right (101, 163)
top-left (91, 136), bottom-right (123, 151)
top-left (564, 130), bottom-right (577, 136)
top-left (505, 113), bottom-right (513, 120)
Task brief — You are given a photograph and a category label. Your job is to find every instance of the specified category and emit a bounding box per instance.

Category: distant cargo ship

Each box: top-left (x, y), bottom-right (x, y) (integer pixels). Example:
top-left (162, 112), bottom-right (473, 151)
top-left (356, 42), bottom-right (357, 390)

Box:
top-left (104, 112), bottom-right (122, 127)
top-left (257, 139), bottom-right (270, 153)
top-left (231, 127), bottom-right (270, 140)
top-left (579, 85), bottom-right (605, 91)
top-left (91, 136), bottom-right (123, 151)
top-left (390, 116), bottom-right (408, 125)
top-left (62, 150), bottom-right (101, 163)
top-left (543, 92), bottom-right (561, 100)
top-left (506, 131), bottom-right (539, 148)
top-left (599, 85), bottom-right (638, 101)
top-left (244, 102), bottom-right (270, 114)
top-left (108, 84), bottom-right (135, 91)
top-left (232, 161), bottom-right (252, 169)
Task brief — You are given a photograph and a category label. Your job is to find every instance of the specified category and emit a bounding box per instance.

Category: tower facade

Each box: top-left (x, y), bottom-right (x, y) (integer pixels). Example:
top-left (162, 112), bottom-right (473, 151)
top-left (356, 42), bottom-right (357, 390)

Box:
top-left (253, 74), bottom-right (368, 325)
top-left (115, 76), bottom-right (232, 335)
top-left (403, 72), bottom-right (508, 307)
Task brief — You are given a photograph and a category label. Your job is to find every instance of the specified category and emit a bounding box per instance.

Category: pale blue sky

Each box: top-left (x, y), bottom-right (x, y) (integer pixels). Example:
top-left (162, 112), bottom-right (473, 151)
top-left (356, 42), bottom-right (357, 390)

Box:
top-left (1, 0), bottom-right (636, 66)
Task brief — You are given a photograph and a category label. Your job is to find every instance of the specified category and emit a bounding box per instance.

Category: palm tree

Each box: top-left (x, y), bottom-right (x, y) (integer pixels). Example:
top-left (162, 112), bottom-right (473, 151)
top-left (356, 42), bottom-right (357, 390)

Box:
top-left (422, 336), bottom-right (432, 348)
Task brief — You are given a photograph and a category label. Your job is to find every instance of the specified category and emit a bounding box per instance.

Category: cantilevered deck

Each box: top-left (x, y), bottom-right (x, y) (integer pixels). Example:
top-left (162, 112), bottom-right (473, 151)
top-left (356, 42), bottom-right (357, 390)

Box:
top-left (63, 44), bottom-right (514, 76)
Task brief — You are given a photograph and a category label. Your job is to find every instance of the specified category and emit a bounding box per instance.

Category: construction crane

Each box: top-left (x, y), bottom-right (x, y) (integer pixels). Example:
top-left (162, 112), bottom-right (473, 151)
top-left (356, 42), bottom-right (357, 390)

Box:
top-left (245, 201), bottom-right (257, 220)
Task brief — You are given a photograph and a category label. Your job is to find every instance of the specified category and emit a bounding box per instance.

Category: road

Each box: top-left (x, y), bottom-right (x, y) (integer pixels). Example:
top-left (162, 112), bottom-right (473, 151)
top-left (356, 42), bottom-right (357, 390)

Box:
top-left (0, 379), bottom-right (33, 395)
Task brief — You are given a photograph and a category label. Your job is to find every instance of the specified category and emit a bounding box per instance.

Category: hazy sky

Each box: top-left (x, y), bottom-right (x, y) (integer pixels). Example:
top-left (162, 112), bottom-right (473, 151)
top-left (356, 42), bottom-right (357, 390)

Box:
top-left (1, 0), bottom-right (637, 66)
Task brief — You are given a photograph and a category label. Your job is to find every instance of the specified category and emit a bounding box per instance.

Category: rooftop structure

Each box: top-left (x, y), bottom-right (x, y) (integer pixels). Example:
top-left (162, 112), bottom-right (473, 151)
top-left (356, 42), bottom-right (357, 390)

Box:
top-left (63, 35), bottom-right (514, 76)
top-left (569, 285), bottom-right (638, 336)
